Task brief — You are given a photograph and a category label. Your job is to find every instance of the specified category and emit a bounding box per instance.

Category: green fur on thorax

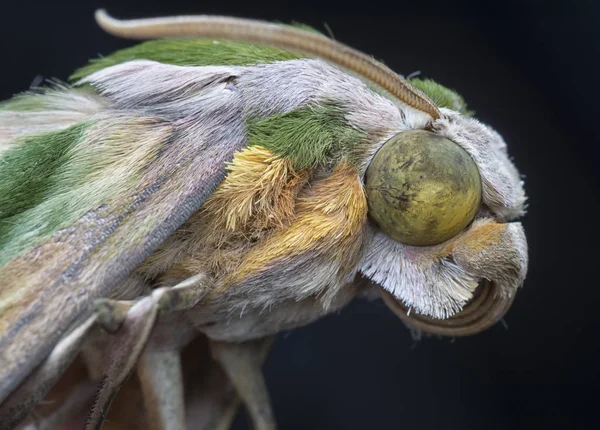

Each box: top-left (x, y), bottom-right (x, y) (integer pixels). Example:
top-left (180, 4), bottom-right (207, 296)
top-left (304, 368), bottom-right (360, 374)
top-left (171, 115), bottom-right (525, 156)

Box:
top-left (70, 39), bottom-right (470, 118)
top-left (245, 83), bottom-right (470, 170)
top-left (247, 103), bottom-right (368, 170)
top-left (409, 78), bottom-right (472, 116)
top-left (0, 118), bottom-right (169, 266)
top-left (71, 39), bottom-right (304, 80)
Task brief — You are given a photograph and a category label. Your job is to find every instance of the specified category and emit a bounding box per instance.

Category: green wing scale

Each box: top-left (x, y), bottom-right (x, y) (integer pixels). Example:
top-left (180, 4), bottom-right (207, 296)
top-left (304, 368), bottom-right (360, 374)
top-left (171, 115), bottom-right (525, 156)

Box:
top-left (0, 61), bottom-right (247, 400)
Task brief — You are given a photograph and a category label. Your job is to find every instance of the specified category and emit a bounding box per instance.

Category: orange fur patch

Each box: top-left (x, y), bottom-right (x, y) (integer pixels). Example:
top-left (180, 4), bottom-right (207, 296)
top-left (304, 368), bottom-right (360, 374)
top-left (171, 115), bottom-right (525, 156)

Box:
top-left (202, 145), bottom-right (307, 232)
top-left (455, 220), bottom-right (508, 254)
top-left (433, 219), bottom-right (509, 259)
top-left (141, 146), bottom-right (307, 284)
top-left (228, 163), bottom-right (368, 283)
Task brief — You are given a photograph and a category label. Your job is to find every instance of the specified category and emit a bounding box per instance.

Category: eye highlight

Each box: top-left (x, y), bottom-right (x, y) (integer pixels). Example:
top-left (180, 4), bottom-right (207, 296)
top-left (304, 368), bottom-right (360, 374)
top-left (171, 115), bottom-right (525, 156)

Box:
top-left (365, 130), bottom-right (482, 246)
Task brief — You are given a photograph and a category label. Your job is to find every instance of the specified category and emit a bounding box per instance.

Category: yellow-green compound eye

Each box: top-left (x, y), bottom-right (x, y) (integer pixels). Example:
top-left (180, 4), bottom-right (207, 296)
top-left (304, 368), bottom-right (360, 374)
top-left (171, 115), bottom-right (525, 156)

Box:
top-left (365, 130), bottom-right (482, 246)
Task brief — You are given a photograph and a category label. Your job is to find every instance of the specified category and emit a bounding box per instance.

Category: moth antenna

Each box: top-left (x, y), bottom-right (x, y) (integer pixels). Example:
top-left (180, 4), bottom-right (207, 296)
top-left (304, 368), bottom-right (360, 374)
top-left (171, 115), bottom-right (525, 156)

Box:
top-left (95, 9), bottom-right (441, 119)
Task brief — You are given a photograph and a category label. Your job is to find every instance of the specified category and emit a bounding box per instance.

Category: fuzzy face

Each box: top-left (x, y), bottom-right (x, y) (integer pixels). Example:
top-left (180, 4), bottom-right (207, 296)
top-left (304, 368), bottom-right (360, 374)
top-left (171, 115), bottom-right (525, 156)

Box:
top-left (360, 109), bottom-right (527, 318)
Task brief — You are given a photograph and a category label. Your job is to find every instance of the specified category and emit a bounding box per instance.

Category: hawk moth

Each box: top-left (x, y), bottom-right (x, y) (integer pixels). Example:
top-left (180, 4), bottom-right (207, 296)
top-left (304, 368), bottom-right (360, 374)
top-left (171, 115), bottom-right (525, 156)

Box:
top-left (0, 10), bottom-right (528, 429)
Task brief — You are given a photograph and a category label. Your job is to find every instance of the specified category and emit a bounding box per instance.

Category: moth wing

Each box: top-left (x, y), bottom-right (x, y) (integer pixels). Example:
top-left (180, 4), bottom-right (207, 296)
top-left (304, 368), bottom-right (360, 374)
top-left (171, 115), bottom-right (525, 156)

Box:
top-left (0, 64), bottom-right (246, 400)
top-left (20, 335), bottom-right (243, 428)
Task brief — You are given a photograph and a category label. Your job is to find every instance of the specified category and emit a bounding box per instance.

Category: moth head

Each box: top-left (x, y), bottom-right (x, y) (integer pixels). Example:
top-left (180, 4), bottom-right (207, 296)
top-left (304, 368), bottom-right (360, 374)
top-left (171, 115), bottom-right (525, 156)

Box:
top-left (94, 10), bottom-right (528, 336)
top-left (361, 107), bottom-right (527, 335)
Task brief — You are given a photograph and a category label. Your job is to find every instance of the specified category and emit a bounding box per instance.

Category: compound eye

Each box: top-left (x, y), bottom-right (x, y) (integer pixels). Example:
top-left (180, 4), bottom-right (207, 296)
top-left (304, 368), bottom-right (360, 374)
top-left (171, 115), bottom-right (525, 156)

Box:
top-left (365, 130), bottom-right (482, 246)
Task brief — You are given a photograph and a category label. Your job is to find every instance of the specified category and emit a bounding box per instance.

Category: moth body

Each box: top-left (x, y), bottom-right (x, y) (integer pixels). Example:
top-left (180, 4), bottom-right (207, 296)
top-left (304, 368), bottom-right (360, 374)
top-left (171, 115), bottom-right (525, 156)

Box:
top-left (78, 58), bottom-right (405, 343)
top-left (0, 12), bottom-right (529, 429)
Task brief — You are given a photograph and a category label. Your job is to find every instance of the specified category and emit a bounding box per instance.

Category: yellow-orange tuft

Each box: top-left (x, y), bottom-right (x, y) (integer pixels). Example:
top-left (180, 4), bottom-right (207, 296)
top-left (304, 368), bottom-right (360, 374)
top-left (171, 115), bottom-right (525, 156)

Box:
top-left (455, 220), bottom-right (509, 254)
top-left (202, 145), bottom-right (307, 233)
top-left (229, 163), bottom-right (368, 283)
top-left (144, 145), bottom-right (308, 284)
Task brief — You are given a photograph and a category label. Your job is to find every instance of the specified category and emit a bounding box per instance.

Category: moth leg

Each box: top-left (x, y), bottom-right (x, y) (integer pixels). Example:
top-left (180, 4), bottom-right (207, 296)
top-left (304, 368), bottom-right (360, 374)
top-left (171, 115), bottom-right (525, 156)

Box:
top-left (85, 296), bottom-right (159, 430)
top-left (209, 337), bottom-right (276, 430)
top-left (152, 273), bottom-right (211, 314)
top-left (0, 315), bottom-right (97, 429)
top-left (81, 274), bottom-right (208, 374)
top-left (131, 274), bottom-right (210, 430)
top-left (189, 388), bottom-right (241, 430)
top-left (84, 274), bottom-right (210, 429)
top-left (136, 349), bottom-right (185, 430)
top-left (176, 335), bottom-right (238, 430)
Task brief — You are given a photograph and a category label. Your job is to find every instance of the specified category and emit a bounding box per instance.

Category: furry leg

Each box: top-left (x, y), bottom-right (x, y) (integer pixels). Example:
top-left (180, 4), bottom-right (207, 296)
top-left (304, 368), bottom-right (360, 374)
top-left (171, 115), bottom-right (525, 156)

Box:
top-left (1, 274), bottom-right (209, 430)
top-left (209, 337), bottom-right (276, 430)
top-left (136, 349), bottom-right (185, 430)
top-left (84, 274), bottom-right (210, 429)
top-left (152, 273), bottom-right (210, 314)
top-left (84, 296), bottom-right (159, 430)
top-left (131, 274), bottom-right (210, 429)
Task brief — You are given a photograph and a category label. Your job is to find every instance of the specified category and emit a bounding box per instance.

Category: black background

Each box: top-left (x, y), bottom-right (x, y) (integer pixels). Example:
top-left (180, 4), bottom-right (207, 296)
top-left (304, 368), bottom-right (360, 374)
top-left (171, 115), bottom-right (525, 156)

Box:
top-left (1, 1), bottom-right (598, 429)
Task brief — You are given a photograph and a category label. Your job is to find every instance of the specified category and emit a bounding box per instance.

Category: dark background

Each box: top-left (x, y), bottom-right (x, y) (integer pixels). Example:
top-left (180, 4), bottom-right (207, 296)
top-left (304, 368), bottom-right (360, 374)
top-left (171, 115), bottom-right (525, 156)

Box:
top-left (1, 0), bottom-right (598, 429)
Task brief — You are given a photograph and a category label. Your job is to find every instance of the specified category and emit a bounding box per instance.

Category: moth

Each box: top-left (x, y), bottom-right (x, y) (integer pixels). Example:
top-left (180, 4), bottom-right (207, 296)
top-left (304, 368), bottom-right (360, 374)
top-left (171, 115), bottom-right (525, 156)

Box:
top-left (0, 10), bottom-right (528, 430)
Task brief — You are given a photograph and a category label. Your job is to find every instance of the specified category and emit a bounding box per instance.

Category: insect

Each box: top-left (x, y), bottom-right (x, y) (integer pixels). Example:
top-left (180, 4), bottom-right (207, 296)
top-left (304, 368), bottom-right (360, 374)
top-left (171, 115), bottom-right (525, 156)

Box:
top-left (0, 9), bottom-right (528, 429)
